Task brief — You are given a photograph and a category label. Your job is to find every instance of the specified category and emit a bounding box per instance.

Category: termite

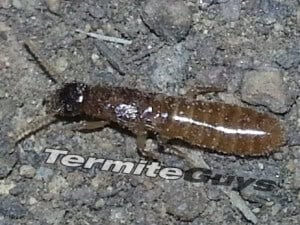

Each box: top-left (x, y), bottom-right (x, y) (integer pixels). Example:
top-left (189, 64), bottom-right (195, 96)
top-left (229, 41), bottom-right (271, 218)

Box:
top-left (12, 40), bottom-right (285, 158)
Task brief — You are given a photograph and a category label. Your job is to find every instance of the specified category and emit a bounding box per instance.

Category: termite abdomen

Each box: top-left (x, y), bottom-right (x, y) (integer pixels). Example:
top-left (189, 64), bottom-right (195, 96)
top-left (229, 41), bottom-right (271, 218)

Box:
top-left (158, 99), bottom-right (285, 156)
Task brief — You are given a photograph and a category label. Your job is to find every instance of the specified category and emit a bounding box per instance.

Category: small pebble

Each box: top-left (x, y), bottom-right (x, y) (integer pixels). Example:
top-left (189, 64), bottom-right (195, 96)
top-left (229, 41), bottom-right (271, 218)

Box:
top-left (286, 159), bottom-right (296, 172)
top-left (0, 0), bottom-right (11, 9)
top-left (46, 0), bottom-right (60, 14)
top-left (274, 23), bottom-right (284, 32)
top-left (48, 175), bottom-right (68, 194)
top-left (258, 163), bottom-right (264, 170)
top-left (271, 203), bottom-right (282, 216)
top-left (220, 0), bottom-right (241, 21)
top-left (88, 4), bottom-right (105, 18)
top-left (28, 196), bottom-right (37, 205)
top-left (275, 48), bottom-right (300, 70)
top-left (19, 165), bottom-right (36, 178)
top-left (63, 187), bottom-right (97, 206)
top-left (66, 171), bottom-right (85, 187)
top-left (0, 22), bottom-right (10, 33)
top-left (0, 181), bottom-right (15, 195)
top-left (241, 68), bottom-right (291, 113)
top-left (148, 43), bottom-right (189, 94)
top-left (252, 207), bottom-right (261, 214)
top-left (273, 152), bottom-right (283, 160)
top-left (44, 209), bottom-right (65, 225)
top-left (11, 0), bottom-right (21, 9)
top-left (163, 185), bottom-right (208, 221)
top-left (91, 53), bottom-right (100, 63)
top-left (9, 184), bottom-right (25, 196)
top-left (142, 0), bottom-right (192, 42)
top-left (94, 198), bottom-right (105, 209)
top-left (54, 56), bottom-right (68, 73)
top-left (265, 201), bottom-right (274, 207)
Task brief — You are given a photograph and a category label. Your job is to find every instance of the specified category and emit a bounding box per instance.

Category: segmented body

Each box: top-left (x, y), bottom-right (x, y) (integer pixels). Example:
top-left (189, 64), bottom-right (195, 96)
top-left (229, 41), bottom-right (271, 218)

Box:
top-left (51, 83), bottom-right (285, 156)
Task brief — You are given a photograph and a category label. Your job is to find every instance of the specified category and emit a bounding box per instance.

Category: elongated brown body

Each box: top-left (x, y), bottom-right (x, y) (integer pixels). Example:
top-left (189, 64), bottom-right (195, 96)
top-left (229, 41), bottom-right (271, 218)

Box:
top-left (49, 83), bottom-right (285, 156)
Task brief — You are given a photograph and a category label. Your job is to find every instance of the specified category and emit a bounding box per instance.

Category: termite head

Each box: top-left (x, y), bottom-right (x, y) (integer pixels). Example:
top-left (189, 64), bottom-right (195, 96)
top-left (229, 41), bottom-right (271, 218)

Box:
top-left (45, 82), bottom-right (88, 117)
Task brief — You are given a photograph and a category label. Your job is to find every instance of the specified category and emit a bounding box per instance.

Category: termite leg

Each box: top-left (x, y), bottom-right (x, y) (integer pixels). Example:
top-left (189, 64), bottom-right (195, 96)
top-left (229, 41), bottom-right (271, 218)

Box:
top-left (70, 121), bottom-right (109, 131)
top-left (156, 135), bottom-right (188, 159)
top-left (136, 132), bottom-right (160, 160)
top-left (124, 123), bottom-right (160, 159)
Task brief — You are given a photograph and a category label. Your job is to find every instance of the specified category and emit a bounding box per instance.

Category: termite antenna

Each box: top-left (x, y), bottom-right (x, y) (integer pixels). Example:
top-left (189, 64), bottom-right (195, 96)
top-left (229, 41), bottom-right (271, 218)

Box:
top-left (9, 115), bottom-right (58, 144)
top-left (24, 39), bottom-right (63, 84)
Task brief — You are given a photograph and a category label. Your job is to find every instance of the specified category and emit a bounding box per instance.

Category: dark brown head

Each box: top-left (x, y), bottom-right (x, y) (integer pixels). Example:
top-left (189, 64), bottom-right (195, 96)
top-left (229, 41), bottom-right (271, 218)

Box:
top-left (45, 82), bottom-right (88, 117)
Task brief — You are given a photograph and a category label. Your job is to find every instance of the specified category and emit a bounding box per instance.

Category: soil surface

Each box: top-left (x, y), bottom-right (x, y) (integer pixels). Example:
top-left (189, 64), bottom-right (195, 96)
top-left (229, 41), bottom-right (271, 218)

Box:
top-left (0, 0), bottom-right (300, 224)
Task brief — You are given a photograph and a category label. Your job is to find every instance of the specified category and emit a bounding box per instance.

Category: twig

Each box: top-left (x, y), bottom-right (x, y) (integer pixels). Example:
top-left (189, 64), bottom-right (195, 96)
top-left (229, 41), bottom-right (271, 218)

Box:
top-left (223, 190), bottom-right (258, 224)
top-left (75, 29), bottom-right (132, 45)
top-left (125, 43), bottom-right (165, 64)
top-left (93, 39), bottom-right (127, 76)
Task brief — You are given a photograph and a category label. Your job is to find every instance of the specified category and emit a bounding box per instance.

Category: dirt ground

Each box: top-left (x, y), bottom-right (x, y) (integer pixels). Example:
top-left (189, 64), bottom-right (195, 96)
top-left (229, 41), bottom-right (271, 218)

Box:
top-left (0, 0), bottom-right (300, 224)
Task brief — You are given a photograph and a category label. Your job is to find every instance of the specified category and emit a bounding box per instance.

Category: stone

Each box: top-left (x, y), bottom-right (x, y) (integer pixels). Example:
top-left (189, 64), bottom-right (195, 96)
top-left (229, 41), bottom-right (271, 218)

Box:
top-left (142, 0), bottom-right (192, 42)
top-left (241, 68), bottom-right (291, 113)
top-left (220, 0), bottom-right (241, 21)
top-left (19, 165), bottom-right (36, 178)
top-left (46, 0), bottom-right (61, 14)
